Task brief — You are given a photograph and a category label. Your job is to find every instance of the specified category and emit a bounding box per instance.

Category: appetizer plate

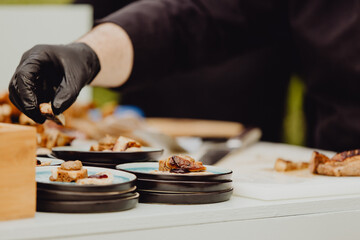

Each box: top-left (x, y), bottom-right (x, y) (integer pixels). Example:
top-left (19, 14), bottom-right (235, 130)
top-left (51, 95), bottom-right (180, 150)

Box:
top-left (138, 188), bottom-right (233, 204)
top-left (37, 193), bottom-right (139, 213)
top-left (36, 166), bottom-right (136, 192)
top-left (36, 157), bottom-right (64, 166)
top-left (37, 186), bottom-right (137, 201)
top-left (116, 162), bottom-right (232, 181)
top-left (137, 178), bottom-right (233, 193)
top-left (52, 146), bottom-right (164, 164)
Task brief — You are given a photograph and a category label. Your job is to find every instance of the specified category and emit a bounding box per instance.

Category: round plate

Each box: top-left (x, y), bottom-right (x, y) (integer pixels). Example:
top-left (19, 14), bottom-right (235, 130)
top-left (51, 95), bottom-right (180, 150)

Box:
top-left (81, 161), bottom-right (119, 169)
top-left (137, 178), bottom-right (232, 193)
top-left (36, 166), bottom-right (136, 192)
top-left (138, 188), bottom-right (233, 204)
top-left (52, 146), bottom-right (164, 164)
top-left (36, 157), bottom-right (64, 166)
top-left (116, 162), bottom-right (232, 181)
top-left (37, 186), bottom-right (137, 201)
top-left (37, 193), bottom-right (139, 213)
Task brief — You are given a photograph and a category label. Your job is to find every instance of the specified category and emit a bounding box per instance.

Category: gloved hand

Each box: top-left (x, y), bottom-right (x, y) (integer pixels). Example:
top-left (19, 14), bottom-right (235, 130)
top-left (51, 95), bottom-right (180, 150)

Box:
top-left (8, 43), bottom-right (100, 123)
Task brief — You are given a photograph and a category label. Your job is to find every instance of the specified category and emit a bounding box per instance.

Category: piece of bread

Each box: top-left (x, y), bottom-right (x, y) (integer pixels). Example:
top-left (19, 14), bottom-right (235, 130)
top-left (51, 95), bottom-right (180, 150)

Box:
top-left (39, 103), bottom-right (65, 126)
top-left (310, 150), bottom-right (360, 176)
top-left (49, 160), bottom-right (87, 182)
top-left (113, 136), bottom-right (141, 152)
top-left (274, 158), bottom-right (309, 172)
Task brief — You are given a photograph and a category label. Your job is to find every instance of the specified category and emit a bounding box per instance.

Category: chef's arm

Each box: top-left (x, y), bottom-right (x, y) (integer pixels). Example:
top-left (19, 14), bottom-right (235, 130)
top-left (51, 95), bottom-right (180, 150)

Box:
top-left (92, 0), bottom-right (250, 88)
top-left (77, 23), bottom-right (134, 88)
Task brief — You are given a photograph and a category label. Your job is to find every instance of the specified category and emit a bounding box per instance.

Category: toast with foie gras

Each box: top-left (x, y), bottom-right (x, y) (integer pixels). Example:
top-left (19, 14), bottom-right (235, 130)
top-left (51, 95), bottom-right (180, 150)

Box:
top-left (50, 160), bottom-right (88, 182)
top-left (158, 155), bottom-right (206, 173)
top-left (90, 135), bottom-right (141, 152)
top-left (39, 103), bottom-right (65, 126)
top-left (274, 158), bottom-right (309, 172)
top-left (310, 149), bottom-right (360, 176)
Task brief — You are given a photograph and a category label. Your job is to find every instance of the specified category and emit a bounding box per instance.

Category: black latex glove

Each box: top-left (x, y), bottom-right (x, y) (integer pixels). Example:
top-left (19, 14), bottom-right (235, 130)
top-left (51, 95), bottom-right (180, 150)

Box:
top-left (9, 42), bottom-right (100, 123)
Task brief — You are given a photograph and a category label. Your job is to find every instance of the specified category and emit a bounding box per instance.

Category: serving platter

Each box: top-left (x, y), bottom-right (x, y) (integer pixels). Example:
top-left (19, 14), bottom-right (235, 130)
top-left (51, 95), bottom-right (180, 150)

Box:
top-left (52, 146), bottom-right (164, 164)
top-left (37, 186), bottom-right (137, 201)
top-left (36, 166), bottom-right (136, 192)
top-left (37, 193), bottom-right (139, 213)
top-left (116, 162), bottom-right (232, 181)
top-left (137, 178), bottom-right (232, 193)
top-left (138, 188), bottom-right (233, 204)
top-left (36, 157), bottom-right (64, 166)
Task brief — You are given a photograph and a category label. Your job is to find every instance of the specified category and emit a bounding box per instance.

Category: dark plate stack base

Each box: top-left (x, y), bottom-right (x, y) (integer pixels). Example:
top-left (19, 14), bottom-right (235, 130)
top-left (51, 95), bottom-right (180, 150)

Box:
top-left (138, 189), bottom-right (233, 204)
top-left (37, 193), bottom-right (139, 213)
top-left (36, 166), bottom-right (139, 213)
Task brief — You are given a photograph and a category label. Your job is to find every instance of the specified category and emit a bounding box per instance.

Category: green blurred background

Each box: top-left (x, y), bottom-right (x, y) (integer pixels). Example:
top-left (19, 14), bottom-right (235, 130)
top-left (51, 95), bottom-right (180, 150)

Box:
top-left (0, 0), bottom-right (306, 146)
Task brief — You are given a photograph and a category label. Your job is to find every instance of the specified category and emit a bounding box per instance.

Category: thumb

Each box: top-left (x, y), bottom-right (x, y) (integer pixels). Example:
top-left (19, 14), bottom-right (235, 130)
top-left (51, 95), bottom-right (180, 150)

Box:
top-left (52, 76), bottom-right (80, 115)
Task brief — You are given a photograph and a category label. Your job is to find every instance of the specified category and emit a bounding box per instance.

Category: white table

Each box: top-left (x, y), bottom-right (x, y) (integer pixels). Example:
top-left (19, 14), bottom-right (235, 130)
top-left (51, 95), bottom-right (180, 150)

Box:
top-left (2, 142), bottom-right (360, 240)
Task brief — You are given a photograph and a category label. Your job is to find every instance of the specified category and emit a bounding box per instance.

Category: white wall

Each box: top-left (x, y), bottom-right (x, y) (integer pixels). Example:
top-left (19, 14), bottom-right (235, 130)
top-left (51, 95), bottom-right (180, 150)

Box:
top-left (0, 5), bottom-right (93, 102)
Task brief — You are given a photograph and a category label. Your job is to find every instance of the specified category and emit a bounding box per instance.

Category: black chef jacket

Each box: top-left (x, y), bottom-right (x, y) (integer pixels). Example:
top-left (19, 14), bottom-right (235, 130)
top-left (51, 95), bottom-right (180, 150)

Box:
top-left (76, 0), bottom-right (360, 152)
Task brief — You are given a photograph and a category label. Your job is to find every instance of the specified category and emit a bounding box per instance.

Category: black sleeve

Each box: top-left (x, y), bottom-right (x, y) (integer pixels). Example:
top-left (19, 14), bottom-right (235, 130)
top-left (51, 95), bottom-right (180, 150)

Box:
top-left (95, 0), bottom-right (283, 86)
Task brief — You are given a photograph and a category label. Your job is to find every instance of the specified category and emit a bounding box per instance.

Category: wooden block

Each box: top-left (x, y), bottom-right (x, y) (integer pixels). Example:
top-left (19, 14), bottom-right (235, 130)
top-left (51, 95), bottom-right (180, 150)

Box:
top-left (146, 118), bottom-right (244, 138)
top-left (0, 123), bottom-right (37, 221)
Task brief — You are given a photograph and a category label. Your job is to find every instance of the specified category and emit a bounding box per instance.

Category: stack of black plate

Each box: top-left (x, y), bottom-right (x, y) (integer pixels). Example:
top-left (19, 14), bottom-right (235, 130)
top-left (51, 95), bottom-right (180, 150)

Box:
top-left (116, 162), bottom-right (233, 204)
top-left (36, 166), bottom-right (138, 213)
top-left (51, 146), bottom-right (164, 169)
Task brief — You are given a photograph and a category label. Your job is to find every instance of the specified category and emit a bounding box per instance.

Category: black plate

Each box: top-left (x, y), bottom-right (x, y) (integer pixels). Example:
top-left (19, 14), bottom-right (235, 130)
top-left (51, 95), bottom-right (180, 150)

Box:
top-left (116, 162), bottom-right (232, 181)
top-left (37, 193), bottom-right (139, 213)
top-left (81, 161), bottom-right (119, 169)
top-left (52, 146), bottom-right (164, 164)
top-left (81, 160), bottom-right (158, 169)
top-left (36, 166), bottom-right (136, 193)
top-left (137, 178), bottom-right (232, 193)
top-left (37, 186), bottom-right (137, 201)
top-left (138, 188), bottom-right (233, 204)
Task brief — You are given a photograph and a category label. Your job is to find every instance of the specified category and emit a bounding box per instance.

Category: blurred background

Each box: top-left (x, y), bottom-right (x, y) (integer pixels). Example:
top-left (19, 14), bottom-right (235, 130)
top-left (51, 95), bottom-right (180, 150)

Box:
top-left (0, 0), bottom-right (306, 146)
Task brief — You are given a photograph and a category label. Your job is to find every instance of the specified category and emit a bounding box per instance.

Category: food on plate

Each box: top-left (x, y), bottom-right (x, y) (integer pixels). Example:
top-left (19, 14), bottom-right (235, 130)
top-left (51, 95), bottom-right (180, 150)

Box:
top-left (113, 136), bottom-right (141, 151)
top-left (37, 128), bottom-right (75, 149)
top-left (310, 150), bottom-right (360, 176)
top-left (49, 160), bottom-right (88, 182)
top-left (90, 135), bottom-right (141, 152)
top-left (76, 171), bottom-right (114, 185)
top-left (36, 159), bottom-right (51, 166)
top-left (274, 158), bottom-right (309, 172)
top-left (158, 155), bottom-right (206, 173)
top-left (39, 103), bottom-right (66, 126)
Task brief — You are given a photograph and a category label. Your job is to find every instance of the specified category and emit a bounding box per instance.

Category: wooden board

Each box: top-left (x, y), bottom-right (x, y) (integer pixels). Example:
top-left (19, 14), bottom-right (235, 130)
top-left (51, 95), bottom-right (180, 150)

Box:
top-left (0, 123), bottom-right (37, 221)
top-left (146, 118), bottom-right (244, 138)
